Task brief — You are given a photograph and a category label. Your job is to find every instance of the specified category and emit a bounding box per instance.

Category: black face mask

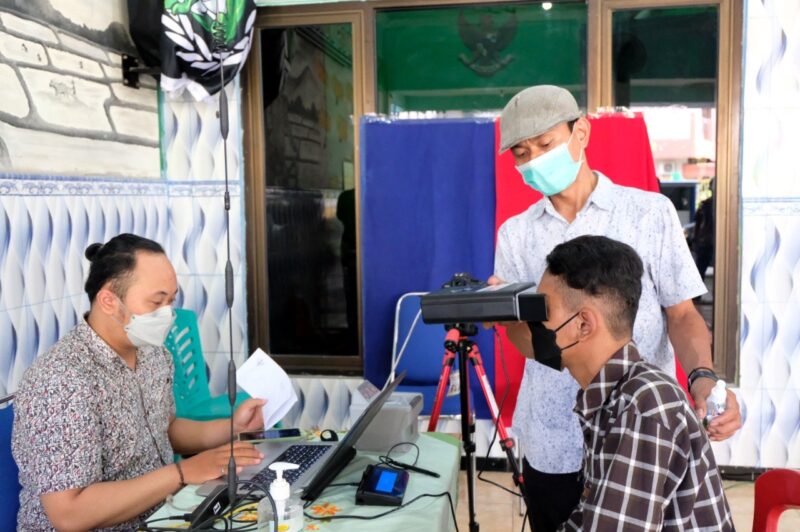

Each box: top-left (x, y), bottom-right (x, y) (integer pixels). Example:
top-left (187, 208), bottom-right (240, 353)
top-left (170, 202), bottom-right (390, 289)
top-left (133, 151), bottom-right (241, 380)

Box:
top-left (528, 312), bottom-right (580, 371)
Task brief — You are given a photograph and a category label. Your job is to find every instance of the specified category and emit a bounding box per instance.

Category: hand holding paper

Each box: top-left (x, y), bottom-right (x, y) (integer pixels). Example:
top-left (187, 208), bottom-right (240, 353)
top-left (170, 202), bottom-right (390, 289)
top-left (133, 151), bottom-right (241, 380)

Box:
top-left (236, 348), bottom-right (297, 429)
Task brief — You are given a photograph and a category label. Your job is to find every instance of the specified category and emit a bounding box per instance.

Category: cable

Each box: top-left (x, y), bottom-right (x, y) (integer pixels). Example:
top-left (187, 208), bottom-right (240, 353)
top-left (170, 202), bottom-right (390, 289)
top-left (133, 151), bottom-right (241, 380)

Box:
top-left (476, 327), bottom-right (523, 498)
top-left (141, 21), bottom-right (253, 521)
top-left (521, 508), bottom-right (529, 532)
top-left (141, 514), bottom-right (192, 525)
top-left (304, 491), bottom-right (459, 532)
top-left (299, 443), bottom-right (456, 531)
top-left (207, 8), bottom-right (264, 531)
top-left (378, 441), bottom-right (420, 469)
top-left (139, 479), bottom-right (273, 532)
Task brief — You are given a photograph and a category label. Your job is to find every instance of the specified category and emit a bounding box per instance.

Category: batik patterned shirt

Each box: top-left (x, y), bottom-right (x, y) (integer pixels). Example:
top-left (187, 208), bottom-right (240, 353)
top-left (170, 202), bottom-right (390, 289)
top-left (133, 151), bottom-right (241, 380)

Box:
top-left (494, 173), bottom-right (707, 473)
top-left (559, 343), bottom-right (734, 531)
top-left (12, 320), bottom-right (175, 531)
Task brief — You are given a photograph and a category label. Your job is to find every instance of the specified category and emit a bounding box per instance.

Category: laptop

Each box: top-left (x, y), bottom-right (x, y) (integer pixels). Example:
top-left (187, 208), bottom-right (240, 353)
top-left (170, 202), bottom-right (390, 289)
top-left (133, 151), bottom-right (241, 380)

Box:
top-left (197, 371), bottom-right (406, 501)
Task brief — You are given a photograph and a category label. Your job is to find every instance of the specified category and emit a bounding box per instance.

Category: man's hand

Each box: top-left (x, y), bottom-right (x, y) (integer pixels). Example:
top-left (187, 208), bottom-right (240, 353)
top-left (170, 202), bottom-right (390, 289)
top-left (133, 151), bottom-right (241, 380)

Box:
top-left (690, 378), bottom-right (742, 441)
top-left (503, 322), bottom-right (534, 358)
top-left (485, 275), bottom-right (534, 357)
top-left (487, 275), bottom-right (504, 287)
top-left (482, 276), bottom-right (507, 328)
top-left (232, 398), bottom-right (266, 434)
top-left (180, 441), bottom-right (265, 484)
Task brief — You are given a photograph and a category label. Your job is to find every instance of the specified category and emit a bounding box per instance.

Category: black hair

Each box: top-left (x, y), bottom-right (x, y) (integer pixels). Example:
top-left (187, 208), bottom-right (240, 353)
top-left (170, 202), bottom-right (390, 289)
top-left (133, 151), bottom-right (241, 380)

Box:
top-left (84, 233), bottom-right (165, 303)
top-left (567, 119), bottom-right (578, 132)
top-left (545, 235), bottom-right (643, 339)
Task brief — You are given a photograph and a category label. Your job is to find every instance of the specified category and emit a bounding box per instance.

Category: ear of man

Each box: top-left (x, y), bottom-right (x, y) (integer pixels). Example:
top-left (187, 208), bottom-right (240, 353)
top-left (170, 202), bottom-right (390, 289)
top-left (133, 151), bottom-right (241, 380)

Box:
top-left (95, 286), bottom-right (122, 318)
top-left (573, 116), bottom-right (591, 148)
top-left (575, 306), bottom-right (600, 343)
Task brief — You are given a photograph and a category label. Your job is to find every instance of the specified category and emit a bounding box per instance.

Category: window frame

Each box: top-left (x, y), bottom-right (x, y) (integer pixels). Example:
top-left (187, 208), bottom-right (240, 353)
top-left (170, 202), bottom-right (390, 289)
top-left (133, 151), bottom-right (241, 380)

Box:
top-left (590, 0), bottom-right (743, 383)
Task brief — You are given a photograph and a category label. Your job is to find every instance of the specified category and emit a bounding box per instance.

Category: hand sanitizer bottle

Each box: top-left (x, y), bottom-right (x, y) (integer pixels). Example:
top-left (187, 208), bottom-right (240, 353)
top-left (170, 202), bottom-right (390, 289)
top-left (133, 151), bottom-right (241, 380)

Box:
top-left (257, 462), bottom-right (304, 532)
top-left (705, 380), bottom-right (727, 427)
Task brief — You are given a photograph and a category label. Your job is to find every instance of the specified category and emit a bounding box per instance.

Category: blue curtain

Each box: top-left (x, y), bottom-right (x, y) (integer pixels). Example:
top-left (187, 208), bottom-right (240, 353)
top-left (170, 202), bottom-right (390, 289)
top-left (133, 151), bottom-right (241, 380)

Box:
top-left (360, 117), bottom-right (497, 418)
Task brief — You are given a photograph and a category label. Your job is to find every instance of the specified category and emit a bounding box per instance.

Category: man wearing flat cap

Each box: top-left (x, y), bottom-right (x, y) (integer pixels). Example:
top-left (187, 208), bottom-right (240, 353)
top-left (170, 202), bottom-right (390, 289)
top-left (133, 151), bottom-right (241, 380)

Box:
top-left (492, 85), bottom-right (742, 531)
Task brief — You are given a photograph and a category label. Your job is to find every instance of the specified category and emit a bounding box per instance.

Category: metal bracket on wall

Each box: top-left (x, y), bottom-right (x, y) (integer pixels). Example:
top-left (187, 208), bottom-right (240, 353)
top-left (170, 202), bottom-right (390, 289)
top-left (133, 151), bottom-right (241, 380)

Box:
top-left (122, 54), bottom-right (161, 89)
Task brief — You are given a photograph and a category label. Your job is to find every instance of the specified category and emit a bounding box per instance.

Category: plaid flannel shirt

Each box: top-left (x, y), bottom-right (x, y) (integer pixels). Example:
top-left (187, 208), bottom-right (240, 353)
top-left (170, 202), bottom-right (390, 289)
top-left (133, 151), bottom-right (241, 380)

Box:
top-left (559, 343), bottom-right (734, 531)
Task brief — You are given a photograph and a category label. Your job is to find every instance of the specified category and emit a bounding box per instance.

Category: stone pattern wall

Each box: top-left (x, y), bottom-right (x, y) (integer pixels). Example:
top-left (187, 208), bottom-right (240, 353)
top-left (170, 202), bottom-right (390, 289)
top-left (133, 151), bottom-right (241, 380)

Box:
top-left (0, 7), bottom-right (159, 178)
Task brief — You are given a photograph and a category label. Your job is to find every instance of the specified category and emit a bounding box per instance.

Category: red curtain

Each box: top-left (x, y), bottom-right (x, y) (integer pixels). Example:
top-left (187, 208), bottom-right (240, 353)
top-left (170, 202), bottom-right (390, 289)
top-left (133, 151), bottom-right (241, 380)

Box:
top-left (493, 113), bottom-right (689, 426)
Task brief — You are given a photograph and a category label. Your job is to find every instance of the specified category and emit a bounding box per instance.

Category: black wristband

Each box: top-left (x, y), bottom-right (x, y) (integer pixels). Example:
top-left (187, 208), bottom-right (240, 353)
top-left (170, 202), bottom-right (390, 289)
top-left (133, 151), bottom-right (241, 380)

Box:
top-left (687, 367), bottom-right (718, 390)
top-left (175, 461), bottom-right (186, 487)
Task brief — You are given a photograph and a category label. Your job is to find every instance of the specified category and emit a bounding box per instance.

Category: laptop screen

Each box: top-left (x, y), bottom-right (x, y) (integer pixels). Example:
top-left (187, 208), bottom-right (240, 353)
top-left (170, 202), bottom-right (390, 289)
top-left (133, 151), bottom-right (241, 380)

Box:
top-left (301, 370), bottom-right (406, 500)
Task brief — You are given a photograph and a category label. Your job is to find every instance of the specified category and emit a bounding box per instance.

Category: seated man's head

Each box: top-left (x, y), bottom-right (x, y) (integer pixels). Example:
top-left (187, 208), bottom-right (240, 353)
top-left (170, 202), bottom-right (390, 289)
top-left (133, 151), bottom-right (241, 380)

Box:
top-left (84, 233), bottom-right (177, 350)
top-left (499, 85), bottom-right (591, 196)
top-left (535, 235), bottom-right (643, 385)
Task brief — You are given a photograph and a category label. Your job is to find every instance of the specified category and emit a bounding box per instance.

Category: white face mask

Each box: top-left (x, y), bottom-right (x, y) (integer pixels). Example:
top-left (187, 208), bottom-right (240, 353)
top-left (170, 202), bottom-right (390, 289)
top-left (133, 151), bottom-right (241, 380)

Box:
top-left (115, 299), bottom-right (176, 348)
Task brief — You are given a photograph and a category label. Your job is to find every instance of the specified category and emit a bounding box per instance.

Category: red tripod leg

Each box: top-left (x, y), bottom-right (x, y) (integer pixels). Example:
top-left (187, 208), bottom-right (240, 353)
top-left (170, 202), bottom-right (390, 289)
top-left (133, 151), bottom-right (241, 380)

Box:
top-left (466, 340), bottom-right (527, 498)
top-left (428, 329), bottom-right (460, 432)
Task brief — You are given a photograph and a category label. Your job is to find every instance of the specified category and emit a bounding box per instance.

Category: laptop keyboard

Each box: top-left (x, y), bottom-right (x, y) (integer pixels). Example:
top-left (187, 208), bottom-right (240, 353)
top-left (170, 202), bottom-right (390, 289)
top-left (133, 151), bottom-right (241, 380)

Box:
top-left (250, 444), bottom-right (331, 487)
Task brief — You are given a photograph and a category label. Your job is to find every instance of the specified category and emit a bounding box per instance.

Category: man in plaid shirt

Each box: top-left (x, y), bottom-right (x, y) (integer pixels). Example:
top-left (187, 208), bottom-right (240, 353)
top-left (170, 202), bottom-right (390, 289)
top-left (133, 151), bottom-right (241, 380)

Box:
top-left (530, 235), bottom-right (734, 531)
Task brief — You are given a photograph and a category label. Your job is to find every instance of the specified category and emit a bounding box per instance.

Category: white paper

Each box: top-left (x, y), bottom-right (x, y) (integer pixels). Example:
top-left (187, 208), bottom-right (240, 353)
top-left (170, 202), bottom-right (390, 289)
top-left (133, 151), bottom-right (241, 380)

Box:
top-left (236, 348), bottom-right (298, 429)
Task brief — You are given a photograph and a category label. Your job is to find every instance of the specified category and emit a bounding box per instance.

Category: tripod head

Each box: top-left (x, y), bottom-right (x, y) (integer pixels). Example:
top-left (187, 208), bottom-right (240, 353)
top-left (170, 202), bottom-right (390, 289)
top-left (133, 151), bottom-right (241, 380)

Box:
top-left (441, 273), bottom-right (482, 339)
top-left (444, 322), bottom-right (479, 337)
top-left (443, 323), bottom-right (478, 353)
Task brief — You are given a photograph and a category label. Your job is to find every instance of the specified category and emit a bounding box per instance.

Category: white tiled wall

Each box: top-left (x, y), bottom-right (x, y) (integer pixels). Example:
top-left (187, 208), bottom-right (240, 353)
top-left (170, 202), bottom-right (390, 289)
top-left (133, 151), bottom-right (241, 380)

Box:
top-left (712, 0), bottom-right (800, 468)
top-left (159, 82), bottom-right (248, 396)
top-left (0, 81), bottom-right (248, 398)
top-left (0, 178), bottom-right (169, 396)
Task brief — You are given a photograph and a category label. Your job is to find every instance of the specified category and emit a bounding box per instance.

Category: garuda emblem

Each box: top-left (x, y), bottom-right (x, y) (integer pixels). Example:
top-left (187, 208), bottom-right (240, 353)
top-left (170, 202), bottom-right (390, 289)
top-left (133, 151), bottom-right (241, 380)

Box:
top-left (458, 11), bottom-right (518, 77)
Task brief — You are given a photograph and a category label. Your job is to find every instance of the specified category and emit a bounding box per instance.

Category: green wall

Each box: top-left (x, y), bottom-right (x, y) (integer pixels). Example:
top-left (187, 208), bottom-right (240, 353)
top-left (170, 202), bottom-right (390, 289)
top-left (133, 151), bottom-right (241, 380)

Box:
top-left (377, 3), bottom-right (587, 112)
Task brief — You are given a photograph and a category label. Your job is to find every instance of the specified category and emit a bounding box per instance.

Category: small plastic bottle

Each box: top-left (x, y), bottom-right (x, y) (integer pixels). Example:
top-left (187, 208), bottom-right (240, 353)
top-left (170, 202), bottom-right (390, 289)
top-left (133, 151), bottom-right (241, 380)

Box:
top-left (705, 380), bottom-right (727, 427)
top-left (257, 462), bottom-right (304, 532)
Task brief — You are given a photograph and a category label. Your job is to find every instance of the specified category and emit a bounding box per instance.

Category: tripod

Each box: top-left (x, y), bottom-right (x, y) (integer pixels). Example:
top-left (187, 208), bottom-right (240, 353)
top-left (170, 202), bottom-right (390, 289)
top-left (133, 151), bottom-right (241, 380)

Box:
top-left (428, 323), bottom-right (526, 532)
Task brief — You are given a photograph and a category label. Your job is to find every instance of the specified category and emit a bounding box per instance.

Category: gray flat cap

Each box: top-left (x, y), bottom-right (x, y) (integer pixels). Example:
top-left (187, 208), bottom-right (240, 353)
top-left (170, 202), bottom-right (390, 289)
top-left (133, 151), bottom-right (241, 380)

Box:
top-left (499, 85), bottom-right (582, 152)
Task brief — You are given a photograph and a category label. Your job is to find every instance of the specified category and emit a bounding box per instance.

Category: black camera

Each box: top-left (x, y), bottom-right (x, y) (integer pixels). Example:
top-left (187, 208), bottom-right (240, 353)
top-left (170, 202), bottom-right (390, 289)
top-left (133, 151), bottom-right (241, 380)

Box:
top-left (420, 272), bottom-right (547, 325)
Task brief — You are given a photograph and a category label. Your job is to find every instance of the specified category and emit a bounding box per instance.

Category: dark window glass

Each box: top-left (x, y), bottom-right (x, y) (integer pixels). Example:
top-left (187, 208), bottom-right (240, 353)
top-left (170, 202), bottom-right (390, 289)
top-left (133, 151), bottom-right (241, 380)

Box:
top-left (261, 24), bottom-right (357, 358)
top-left (612, 7), bottom-right (718, 106)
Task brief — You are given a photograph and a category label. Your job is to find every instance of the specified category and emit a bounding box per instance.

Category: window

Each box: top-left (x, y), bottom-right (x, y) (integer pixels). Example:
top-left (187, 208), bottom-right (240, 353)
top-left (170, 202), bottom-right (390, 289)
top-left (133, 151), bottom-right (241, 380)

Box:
top-left (376, 2), bottom-right (588, 113)
top-left (244, 0), bottom-right (742, 378)
top-left (243, 11), bottom-right (365, 373)
top-left (593, 0), bottom-right (742, 382)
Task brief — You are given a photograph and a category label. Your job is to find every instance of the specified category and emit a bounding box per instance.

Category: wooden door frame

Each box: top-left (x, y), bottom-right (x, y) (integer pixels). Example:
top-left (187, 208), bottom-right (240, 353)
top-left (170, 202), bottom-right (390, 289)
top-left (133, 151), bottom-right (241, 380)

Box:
top-left (242, 10), bottom-right (366, 373)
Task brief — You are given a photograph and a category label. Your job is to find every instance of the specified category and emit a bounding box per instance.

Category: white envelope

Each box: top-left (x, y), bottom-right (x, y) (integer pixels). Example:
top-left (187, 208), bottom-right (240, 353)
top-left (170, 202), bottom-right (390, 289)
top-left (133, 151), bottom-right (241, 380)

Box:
top-left (236, 348), bottom-right (298, 429)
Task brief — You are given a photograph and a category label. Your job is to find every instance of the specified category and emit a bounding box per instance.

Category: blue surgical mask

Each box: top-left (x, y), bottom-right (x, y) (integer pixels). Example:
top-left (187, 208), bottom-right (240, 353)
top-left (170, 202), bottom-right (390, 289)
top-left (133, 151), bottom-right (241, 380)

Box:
top-left (516, 132), bottom-right (583, 196)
